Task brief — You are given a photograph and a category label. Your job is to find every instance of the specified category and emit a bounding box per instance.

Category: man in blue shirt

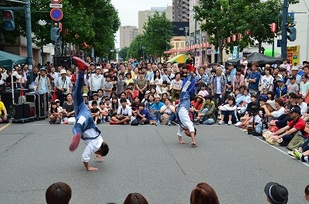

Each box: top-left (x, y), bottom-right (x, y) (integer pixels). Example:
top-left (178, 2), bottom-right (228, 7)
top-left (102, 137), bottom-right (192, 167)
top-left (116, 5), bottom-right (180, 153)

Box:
top-left (246, 62), bottom-right (261, 94)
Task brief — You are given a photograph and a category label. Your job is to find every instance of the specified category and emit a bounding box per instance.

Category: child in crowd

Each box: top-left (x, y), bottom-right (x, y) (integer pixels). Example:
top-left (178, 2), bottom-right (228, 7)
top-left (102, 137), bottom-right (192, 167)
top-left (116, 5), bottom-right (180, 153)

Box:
top-left (218, 96), bottom-right (238, 125)
top-left (90, 101), bottom-right (100, 124)
top-left (49, 101), bottom-right (62, 124)
top-left (99, 102), bottom-right (109, 122)
top-left (197, 83), bottom-right (209, 97)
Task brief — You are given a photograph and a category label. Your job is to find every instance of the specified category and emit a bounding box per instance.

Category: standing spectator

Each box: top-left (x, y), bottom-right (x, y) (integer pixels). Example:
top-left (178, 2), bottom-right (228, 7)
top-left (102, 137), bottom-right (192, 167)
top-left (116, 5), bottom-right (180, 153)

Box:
top-left (210, 67), bottom-right (227, 107)
top-left (190, 182), bottom-right (219, 204)
top-left (246, 62), bottom-right (261, 95)
top-left (125, 72), bottom-right (134, 86)
top-left (88, 66), bottom-right (104, 94)
top-left (300, 75), bottom-right (309, 97)
top-left (195, 66), bottom-right (209, 93)
top-left (135, 70), bottom-right (148, 102)
top-left (259, 66), bottom-right (274, 92)
top-left (150, 70), bottom-right (163, 94)
top-left (103, 75), bottom-right (113, 97)
top-left (226, 63), bottom-right (236, 95)
top-left (264, 182), bottom-right (288, 204)
top-left (275, 78), bottom-right (287, 99)
top-left (232, 69), bottom-right (245, 92)
top-left (45, 182), bottom-right (72, 204)
top-left (35, 67), bottom-right (51, 95)
top-left (49, 67), bottom-right (59, 83)
top-left (55, 69), bottom-right (72, 106)
top-left (116, 73), bottom-right (126, 97)
top-left (287, 75), bottom-right (299, 94)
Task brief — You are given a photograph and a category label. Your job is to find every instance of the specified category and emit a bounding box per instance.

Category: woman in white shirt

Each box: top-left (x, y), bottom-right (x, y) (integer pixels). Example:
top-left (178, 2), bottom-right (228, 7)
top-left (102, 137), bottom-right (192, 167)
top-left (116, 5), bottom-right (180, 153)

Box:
top-left (150, 70), bottom-right (163, 94)
top-left (259, 67), bottom-right (274, 91)
top-left (170, 72), bottom-right (183, 102)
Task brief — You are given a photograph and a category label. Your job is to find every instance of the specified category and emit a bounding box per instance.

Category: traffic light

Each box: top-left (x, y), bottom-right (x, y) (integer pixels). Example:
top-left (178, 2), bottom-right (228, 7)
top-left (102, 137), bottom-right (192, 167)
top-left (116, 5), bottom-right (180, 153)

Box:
top-left (50, 27), bottom-right (60, 42)
top-left (3, 10), bottom-right (15, 31)
top-left (287, 26), bottom-right (296, 41)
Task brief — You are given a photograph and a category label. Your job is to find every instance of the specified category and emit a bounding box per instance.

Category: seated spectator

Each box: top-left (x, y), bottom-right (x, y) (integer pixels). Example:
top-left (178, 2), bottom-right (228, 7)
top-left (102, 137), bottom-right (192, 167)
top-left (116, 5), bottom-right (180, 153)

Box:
top-left (264, 182), bottom-right (288, 204)
top-left (89, 93), bottom-right (99, 108)
top-left (287, 75), bottom-right (299, 94)
top-left (150, 94), bottom-right (165, 126)
top-left (271, 105), bottom-right (308, 146)
top-left (261, 98), bottom-right (285, 120)
top-left (46, 182), bottom-right (72, 204)
top-left (161, 80), bottom-right (169, 94)
top-left (191, 95), bottom-right (204, 119)
top-left (237, 90), bottom-right (254, 115)
top-left (110, 98), bottom-right (132, 125)
top-left (62, 93), bottom-right (75, 118)
top-left (124, 193), bottom-right (148, 204)
top-left (160, 98), bottom-right (176, 126)
top-left (99, 102), bottom-right (109, 122)
top-left (0, 95), bottom-right (8, 123)
top-left (132, 103), bottom-right (149, 125)
top-left (90, 101), bottom-right (100, 124)
top-left (170, 72), bottom-right (182, 102)
top-left (275, 78), bottom-right (287, 99)
top-left (268, 104), bottom-right (291, 130)
top-left (218, 96), bottom-right (237, 125)
top-left (297, 94), bottom-right (307, 115)
top-left (197, 83), bottom-right (209, 97)
top-left (244, 106), bottom-right (263, 135)
top-left (190, 182), bottom-right (219, 204)
top-left (196, 95), bottom-right (217, 125)
top-left (110, 96), bottom-right (119, 117)
top-left (49, 101), bottom-right (61, 124)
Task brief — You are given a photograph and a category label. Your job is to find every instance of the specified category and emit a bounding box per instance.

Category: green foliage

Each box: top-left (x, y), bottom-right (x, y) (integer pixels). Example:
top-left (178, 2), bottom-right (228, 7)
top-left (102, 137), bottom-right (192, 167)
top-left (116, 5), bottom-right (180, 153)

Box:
top-left (0, 0), bottom-right (120, 58)
top-left (195, 0), bottom-right (299, 61)
top-left (142, 12), bottom-right (173, 58)
top-left (118, 47), bottom-right (129, 60)
top-left (128, 34), bottom-right (145, 59)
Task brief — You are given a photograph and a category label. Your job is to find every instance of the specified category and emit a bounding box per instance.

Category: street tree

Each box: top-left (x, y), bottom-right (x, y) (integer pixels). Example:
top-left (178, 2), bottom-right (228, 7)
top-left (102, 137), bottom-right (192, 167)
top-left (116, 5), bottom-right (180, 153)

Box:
top-left (128, 34), bottom-right (145, 60)
top-left (118, 47), bottom-right (129, 61)
top-left (143, 12), bottom-right (173, 60)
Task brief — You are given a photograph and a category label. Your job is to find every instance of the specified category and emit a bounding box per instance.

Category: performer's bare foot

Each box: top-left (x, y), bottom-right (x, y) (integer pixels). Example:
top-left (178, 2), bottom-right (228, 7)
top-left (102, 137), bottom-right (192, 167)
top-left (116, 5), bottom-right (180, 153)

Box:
top-left (87, 166), bottom-right (98, 171)
top-left (191, 142), bottom-right (197, 147)
top-left (179, 141), bottom-right (187, 144)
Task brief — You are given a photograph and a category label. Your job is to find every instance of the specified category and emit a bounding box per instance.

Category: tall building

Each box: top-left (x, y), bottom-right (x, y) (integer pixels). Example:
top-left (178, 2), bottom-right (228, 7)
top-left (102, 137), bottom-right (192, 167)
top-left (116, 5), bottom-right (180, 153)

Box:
top-left (119, 26), bottom-right (138, 49)
top-left (138, 6), bottom-right (173, 34)
top-left (172, 0), bottom-right (189, 22)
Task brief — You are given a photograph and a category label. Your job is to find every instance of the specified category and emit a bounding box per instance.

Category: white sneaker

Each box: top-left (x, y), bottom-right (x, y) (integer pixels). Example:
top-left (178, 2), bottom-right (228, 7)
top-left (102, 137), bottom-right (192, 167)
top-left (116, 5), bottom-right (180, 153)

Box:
top-left (235, 121), bottom-right (242, 127)
top-left (218, 121), bottom-right (225, 125)
top-left (228, 121), bottom-right (232, 125)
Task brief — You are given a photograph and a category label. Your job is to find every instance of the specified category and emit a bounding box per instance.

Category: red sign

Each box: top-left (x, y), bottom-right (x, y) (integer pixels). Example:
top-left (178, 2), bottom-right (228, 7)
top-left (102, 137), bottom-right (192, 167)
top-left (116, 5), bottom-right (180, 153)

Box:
top-left (51, 0), bottom-right (62, 3)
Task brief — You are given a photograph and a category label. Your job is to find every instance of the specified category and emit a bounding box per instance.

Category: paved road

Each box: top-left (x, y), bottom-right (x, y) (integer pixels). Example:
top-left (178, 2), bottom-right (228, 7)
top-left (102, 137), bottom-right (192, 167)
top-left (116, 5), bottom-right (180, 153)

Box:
top-left (0, 121), bottom-right (308, 204)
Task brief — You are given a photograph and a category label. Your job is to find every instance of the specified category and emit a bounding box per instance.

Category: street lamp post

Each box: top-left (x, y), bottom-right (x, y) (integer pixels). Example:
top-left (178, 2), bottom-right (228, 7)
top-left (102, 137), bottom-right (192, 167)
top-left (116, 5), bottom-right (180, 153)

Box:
top-left (38, 19), bottom-right (47, 66)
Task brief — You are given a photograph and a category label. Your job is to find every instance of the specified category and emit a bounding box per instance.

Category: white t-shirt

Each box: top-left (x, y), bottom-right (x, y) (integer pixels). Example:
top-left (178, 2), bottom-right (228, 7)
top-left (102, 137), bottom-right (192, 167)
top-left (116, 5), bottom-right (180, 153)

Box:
top-left (271, 107), bottom-right (285, 118)
top-left (117, 105), bottom-right (132, 116)
top-left (250, 115), bottom-right (262, 126)
top-left (171, 79), bottom-right (183, 90)
top-left (260, 75), bottom-right (274, 91)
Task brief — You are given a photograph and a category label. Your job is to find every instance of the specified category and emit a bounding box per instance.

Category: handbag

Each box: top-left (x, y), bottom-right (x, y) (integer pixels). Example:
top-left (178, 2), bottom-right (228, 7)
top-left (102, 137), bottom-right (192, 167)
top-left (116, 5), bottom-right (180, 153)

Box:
top-left (287, 132), bottom-right (305, 150)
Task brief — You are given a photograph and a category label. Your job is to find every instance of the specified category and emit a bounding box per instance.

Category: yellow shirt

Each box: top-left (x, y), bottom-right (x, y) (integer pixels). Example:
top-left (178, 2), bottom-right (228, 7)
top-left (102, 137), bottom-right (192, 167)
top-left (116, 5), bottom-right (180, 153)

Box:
top-left (0, 101), bottom-right (5, 116)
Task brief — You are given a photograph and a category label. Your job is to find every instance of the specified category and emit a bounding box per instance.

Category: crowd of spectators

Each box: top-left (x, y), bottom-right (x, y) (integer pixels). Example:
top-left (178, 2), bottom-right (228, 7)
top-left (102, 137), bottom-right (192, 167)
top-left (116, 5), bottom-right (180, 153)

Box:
top-left (2, 55), bottom-right (309, 161)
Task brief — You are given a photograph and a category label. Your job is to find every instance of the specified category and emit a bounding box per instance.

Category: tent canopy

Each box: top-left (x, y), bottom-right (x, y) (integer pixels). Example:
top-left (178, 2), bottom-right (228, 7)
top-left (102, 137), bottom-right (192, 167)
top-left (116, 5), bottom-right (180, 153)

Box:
top-left (0, 51), bottom-right (28, 70)
top-left (167, 54), bottom-right (188, 63)
top-left (246, 52), bottom-right (283, 65)
top-left (226, 52), bottom-right (283, 66)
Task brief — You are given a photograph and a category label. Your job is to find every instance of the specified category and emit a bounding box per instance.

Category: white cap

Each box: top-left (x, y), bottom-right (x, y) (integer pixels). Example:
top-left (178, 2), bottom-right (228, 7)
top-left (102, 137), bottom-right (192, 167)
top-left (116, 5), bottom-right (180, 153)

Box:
top-left (60, 69), bottom-right (66, 74)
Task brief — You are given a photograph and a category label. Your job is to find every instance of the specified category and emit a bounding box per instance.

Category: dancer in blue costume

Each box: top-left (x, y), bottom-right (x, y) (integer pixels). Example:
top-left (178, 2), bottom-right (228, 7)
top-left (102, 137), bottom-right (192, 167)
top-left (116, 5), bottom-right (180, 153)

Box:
top-left (69, 57), bottom-right (109, 171)
top-left (176, 64), bottom-right (197, 147)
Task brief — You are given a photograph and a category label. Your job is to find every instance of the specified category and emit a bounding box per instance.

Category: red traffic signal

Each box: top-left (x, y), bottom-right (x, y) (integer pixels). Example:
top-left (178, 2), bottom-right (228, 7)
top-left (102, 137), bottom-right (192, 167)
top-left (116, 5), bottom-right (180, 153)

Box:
top-left (270, 23), bottom-right (276, 33)
top-left (3, 10), bottom-right (15, 31)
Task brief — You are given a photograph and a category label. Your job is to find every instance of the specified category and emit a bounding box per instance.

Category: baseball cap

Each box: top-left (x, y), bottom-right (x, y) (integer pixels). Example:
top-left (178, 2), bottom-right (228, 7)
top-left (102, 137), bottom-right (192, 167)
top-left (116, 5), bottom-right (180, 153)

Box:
top-left (264, 182), bottom-right (288, 204)
top-left (290, 105), bottom-right (301, 114)
top-left (55, 99), bottom-right (60, 103)
top-left (82, 93), bottom-right (88, 97)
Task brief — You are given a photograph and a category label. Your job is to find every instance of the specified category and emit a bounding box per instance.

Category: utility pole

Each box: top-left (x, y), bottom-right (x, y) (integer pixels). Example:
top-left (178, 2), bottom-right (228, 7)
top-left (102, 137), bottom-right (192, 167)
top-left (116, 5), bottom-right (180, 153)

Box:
top-left (281, 0), bottom-right (288, 59)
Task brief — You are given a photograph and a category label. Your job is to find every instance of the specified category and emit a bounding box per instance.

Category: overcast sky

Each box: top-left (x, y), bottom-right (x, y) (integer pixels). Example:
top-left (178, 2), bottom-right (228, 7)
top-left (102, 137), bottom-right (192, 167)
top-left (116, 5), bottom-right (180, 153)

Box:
top-left (112, 0), bottom-right (171, 48)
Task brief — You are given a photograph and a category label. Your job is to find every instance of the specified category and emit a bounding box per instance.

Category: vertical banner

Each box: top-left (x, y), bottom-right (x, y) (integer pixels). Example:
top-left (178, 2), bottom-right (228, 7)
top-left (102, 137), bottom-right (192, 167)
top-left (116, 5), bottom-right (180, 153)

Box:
top-left (232, 46), bottom-right (239, 59)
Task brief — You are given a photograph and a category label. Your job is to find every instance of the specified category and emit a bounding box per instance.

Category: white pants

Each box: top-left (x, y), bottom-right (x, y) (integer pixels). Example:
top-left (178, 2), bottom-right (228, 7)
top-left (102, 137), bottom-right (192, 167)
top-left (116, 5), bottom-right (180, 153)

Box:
top-left (177, 107), bottom-right (195, 137)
